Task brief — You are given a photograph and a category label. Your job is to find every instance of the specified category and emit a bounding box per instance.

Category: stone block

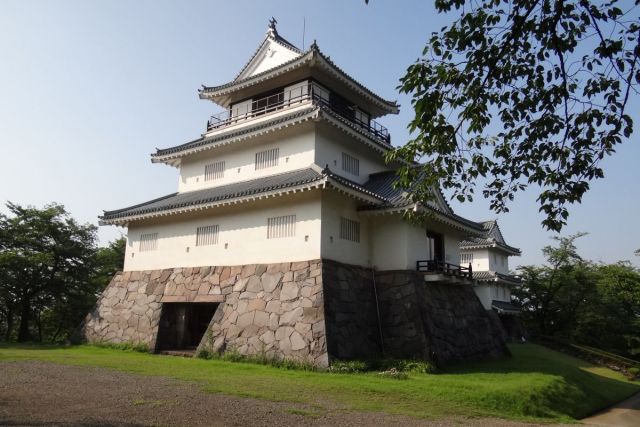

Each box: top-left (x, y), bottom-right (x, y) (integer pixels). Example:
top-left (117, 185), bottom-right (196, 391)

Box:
top-left (247, 299), bottom-right (266, 312)
top-left (253, 311), bottom-right (269, 328)
top-left (291, 261), bottom-right (309, 271)
top-left (265, 300), bottom-right (281, 314)
top-left (280, 282), bottom-right (299, 301)
top-left (261, 272), bottom-right (282, 293)
top-left (236, 312), bottom-right (255, 328)
top-left (290, 331), bottom-right (306, 351)
top-left (246, 275), bottom-right (262, 293)
top-left (255, 264), bottom-right (267, 277)
top-left (279, 307), bottom-right (303, 326)
top-left (241, 264), bottom-right (256, 278)
top-left (233, 278), bottom-right (248, 293)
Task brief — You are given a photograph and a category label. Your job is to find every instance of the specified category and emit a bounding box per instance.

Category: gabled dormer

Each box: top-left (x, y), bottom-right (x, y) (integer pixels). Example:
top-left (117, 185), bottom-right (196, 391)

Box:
top-left (234, 18), bottom-right (303, 81)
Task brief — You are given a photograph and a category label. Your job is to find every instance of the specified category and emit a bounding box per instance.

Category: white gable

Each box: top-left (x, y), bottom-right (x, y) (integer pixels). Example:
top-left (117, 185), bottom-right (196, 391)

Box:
top-left (235, 37), bottom-right (301, 81)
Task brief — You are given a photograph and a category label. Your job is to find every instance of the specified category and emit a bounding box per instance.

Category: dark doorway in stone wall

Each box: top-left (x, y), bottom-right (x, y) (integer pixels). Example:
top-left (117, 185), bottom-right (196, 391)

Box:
top-left (155, 303), bottom-right (218, 352)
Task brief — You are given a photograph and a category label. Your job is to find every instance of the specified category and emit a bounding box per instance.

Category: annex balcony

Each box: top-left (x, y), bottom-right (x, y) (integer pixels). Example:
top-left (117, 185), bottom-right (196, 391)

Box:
top-left (416, 260), bottom-right (474, 284)
top-left (205, 84), bottom-right (391, 144)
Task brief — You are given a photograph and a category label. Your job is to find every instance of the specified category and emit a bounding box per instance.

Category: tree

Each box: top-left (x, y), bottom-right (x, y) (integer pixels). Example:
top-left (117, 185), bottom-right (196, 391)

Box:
top-left (0, 202), bottom-right (98, 341)
top-left (386, 0), bottom-right (639, 231)
top-left (513, 233), bottom-right (596, 335)
top-left (513, 233), bottom-right (640, 357)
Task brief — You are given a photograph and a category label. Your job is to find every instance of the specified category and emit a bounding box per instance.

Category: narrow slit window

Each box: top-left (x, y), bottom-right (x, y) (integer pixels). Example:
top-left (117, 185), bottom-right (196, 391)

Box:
top-left (267, 215), bottom-right (296, 239)
top-left (139, 233), bottom-right (158, 252)
top-left (196, 225), bottom-right (219, 246)
top-left (340, 217), bottom-right (360, 243)
top-left (460, 253), bottom-right (474, 265)
top-left (255, 147), bottom-right (279, 170)
top-left (341, 152), bottom-right (359, 176)
top-left (204, 161), bottom-right (225, 181)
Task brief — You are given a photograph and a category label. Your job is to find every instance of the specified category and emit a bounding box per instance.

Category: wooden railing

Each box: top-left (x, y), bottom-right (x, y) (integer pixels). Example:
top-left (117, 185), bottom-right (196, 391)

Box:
top-left (416, 260), bottom-right (473, 279)
top-left (205, 84), bottom-right (391, 144)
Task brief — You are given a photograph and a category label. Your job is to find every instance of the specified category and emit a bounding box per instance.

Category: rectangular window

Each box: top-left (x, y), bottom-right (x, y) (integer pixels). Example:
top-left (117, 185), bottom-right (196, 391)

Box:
top-left (340, 217), bottom-right (360, 243)
top-left (341, 152), bottom-right (359, 176)
top-left (354, 108), bottom-right (370, 126)
top-left (460, 252), bottom-right (474, 265)
top-left (204, 161), bottom-right (225, 181)
top-left (255, 147), bottom-right (279, 170)
top-left (267, 215), bottom-right (296, 239)
top-left (196, 225), bottom-right (219, 246)
top-left (139, 233), bottom-right (158, 252)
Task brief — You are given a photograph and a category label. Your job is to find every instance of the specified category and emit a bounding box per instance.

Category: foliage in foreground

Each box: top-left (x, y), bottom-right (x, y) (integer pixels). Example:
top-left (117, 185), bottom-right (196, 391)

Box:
top-left (0, 343), bottom-right (637, 422)
top-left (513, 233), bottom-right (640, 359)
top-left (0, 202), bottom-right (125, 343)
top-left (387, 0), bottom-right (639, 231)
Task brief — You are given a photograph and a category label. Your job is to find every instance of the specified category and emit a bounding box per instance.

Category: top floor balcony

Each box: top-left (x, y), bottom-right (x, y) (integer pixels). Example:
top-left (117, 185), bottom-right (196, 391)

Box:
top-left (205, 83), bottom-right (391, 144)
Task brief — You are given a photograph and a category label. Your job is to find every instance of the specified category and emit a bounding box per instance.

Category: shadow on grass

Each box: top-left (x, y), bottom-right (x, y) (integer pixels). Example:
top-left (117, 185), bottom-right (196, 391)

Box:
top-left (443, 343), bottom-right (640, 419)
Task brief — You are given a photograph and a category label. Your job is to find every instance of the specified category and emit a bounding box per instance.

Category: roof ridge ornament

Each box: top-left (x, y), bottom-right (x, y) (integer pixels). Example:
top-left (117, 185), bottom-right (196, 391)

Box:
top-left (267, 17), bottom-right (278, 38)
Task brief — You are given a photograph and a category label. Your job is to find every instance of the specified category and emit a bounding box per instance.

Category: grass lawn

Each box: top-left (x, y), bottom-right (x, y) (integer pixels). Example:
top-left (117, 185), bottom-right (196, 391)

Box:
top-left (0, 343), bottom-right (638, 423)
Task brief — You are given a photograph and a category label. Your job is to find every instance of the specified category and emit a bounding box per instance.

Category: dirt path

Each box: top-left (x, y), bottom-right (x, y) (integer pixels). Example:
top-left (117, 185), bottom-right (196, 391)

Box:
top-left (582, 392), bottom-right (640, 427)
top-left (0, 360), bottom-right (546, 427)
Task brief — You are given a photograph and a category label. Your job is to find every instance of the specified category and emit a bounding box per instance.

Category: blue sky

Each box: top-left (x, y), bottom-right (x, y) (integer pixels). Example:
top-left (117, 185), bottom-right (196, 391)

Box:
top-left (0, 0), bottom-right (638, 267)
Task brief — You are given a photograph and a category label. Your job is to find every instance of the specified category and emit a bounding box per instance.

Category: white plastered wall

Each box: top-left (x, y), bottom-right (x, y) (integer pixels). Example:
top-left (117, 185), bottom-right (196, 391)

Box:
top-left (314, 124), bottom-right (391, 185)
top-left (123, 191), bottom-right (321, 271)
top-left (355, 210), bottom-right (465, 270)
top-left (239, 38), bottom-right (301, 79)
top-left (319, 190), bottom-right (371, 267)
top-left (473, 283), bottom-right (512, 310)
top-left (179, 125), bottom-right (315, 192)
top-left (462, 248), bottom-right (512, 274)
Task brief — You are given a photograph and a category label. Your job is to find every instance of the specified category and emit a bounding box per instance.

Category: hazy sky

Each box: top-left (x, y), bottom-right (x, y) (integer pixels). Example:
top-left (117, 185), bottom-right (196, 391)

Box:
top-left (1, 0), bottom-right (638, 267)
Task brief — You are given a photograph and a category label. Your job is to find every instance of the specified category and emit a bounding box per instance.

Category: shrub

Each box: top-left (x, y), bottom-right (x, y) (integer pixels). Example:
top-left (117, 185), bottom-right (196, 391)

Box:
top-left (377, 368), bottom-right (409, 380)
top-left (328, 360), bottom-right (368, 373)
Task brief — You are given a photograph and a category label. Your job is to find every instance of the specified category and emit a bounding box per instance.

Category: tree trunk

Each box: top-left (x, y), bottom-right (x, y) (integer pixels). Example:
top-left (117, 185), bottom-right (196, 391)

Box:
top-left (17, 298), bottom-right (32, 342)
top-left (4, 308), bottom-right (13, 341)
top-left (36, 310), bottom-right (42, 342)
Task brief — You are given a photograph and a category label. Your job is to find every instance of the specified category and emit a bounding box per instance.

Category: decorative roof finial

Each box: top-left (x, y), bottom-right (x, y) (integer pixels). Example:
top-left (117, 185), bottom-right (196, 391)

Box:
top-left (267, 17), bottom-right (278, 37)
top-left (310, 39), bottom-right (318, 51)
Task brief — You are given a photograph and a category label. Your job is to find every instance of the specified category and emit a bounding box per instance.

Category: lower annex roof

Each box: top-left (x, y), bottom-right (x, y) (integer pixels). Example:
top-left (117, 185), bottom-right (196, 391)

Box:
top-left (100, 166), bottom-right (487, 234)
top-left (473, 270), bottom-right (522, 285)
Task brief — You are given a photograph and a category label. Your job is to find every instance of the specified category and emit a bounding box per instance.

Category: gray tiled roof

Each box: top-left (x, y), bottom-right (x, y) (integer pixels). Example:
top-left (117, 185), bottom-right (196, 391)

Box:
top-left (461, 220), bottom-right (521, 254)
top-left (360, 170), bottom-right (484, 231)
top-left (491, 300), bottom-right (521, 314)
top-left (153, 107), bottom-right (316, 158)
top-left (473, 270), bottom-right (521, 284)
top-left (101, 168), bottom-right (324, 222)
top-left (101, 166), bottom-right (488, 234)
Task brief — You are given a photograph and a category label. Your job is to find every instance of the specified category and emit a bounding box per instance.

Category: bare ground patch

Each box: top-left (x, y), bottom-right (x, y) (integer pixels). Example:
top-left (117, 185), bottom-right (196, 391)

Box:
top-left (0, 361), bottom-right (550, 426)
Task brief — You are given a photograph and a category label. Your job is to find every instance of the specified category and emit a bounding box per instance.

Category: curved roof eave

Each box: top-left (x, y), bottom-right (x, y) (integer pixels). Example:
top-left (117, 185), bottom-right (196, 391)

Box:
top-left (199, 46), bottom-right (400, 115)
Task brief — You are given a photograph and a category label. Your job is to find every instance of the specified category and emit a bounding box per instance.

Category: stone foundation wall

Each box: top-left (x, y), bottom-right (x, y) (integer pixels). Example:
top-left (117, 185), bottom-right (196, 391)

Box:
top-left (322, 260), bottom-right (382, 360)
top-left (376, 271), bottom-right (509, 363)
top-left (79, 259), bottom-right (507, 367)
top-left (78, 271), bottom-right (165, 348)
top-left (197, 260), bottom-right (328, 367)
top-left (79, 261), bottom-right (328, 366)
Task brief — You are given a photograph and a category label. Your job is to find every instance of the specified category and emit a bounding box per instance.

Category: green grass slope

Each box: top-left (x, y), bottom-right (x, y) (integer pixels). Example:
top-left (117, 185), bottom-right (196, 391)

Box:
top-left (0, 343), bottom-right (637, 423)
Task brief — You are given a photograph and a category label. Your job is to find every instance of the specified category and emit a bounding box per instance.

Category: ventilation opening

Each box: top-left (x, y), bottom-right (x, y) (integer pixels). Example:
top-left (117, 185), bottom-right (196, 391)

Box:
top-left (155, 303), bottom-right (218, 353)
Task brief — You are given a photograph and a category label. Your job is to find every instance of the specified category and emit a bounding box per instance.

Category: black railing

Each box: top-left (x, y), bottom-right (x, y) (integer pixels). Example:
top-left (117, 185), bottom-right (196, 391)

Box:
top-left (206, 84), bottom-right (391, 144)
top-left (416, 260), bottom-right (473, 279)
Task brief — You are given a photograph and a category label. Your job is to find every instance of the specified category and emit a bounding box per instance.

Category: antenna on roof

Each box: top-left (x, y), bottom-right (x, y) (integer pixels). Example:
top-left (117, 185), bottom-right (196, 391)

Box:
top-left (302, 17), bottom-right (306, 50)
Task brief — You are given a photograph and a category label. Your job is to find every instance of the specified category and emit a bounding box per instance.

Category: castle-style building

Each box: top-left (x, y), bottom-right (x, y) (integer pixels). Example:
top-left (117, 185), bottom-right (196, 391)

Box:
top-left (80, 22), bottom-right (513, 366)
